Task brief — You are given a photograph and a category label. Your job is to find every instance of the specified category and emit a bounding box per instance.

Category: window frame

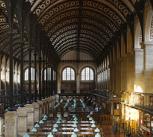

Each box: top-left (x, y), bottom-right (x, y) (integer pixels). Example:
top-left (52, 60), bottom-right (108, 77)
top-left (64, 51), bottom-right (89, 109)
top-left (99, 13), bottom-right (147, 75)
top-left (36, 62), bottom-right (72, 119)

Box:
top-left (24, 67), bottom-right (35, 81)
top-left (62, 67), bottom-right (75, 81)
top-left (44, 67), bottom-right (52, 81)
top-left (81, 67), bottom-right (94, 81)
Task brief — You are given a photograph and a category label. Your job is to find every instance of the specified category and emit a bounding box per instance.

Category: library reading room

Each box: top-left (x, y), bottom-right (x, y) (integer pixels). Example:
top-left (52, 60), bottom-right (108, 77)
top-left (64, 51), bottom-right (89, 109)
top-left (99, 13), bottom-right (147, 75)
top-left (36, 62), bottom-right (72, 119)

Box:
top-left (0, 0), bottom-right (153, 137)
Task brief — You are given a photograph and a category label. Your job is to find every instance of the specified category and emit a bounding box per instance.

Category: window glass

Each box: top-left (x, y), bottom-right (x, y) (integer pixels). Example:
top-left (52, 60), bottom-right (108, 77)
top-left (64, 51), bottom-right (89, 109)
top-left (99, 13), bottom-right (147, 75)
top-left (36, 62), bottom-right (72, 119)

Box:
top-left (62, 67), bottom-right (75, 80)
top-left (24, 68), bottom-right (35, 81)
top-left (81, 67), bottom-right (94, 81)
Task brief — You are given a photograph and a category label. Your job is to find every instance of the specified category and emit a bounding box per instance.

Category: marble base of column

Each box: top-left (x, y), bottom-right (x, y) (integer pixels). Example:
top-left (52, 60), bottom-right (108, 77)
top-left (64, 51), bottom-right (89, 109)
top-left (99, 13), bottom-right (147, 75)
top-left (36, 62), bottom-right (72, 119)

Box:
top-left (25, 104), bottom-right (34, 130)
top-left (0, 117), bottom-right (4, 136)
top-left (32, 102), bottom-right (40, 122)
top-left (37, 100), bottom-right (43, 118)
top-left (17, 107), bottom-right (27, 137)
top-left (5, 111), bottom-right (17, 137)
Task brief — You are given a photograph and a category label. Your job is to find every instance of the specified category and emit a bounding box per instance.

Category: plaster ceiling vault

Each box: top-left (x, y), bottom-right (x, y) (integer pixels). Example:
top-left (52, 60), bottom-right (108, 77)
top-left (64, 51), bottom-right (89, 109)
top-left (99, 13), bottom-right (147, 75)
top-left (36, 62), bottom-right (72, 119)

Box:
top-left (28, 0), bottom-right (136, 60)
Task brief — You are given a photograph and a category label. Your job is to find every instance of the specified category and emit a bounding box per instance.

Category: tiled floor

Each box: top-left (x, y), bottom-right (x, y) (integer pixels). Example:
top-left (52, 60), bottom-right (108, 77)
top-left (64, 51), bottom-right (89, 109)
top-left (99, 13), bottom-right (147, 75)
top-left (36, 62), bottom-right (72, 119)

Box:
top-left (102, 125), bottom-right (125, 137)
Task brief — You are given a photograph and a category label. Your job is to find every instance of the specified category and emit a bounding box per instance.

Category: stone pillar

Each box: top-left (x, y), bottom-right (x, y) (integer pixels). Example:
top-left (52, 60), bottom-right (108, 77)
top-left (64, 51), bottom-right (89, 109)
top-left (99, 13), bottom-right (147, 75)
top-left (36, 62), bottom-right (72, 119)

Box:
top-left (5, 111), bottom-right (17, 137)
top-left (126, 53), bottom-right (135, 93)
top-left (134, 48), bottom-right (144, 92)
top-left (0, 117), bottom-right (4, 136)
top-left (143, 42), bottom-right (153, 93)
top-left (25, 104), bottom-right (34, 130)
top-left (17, 107), bottom-right (27, 136)
top-left (32, 102), bottom-right (40, 122)
top-left (135, 48), bottom-right (144, 74)
top-left (120, 56), bottom-right (127, 92)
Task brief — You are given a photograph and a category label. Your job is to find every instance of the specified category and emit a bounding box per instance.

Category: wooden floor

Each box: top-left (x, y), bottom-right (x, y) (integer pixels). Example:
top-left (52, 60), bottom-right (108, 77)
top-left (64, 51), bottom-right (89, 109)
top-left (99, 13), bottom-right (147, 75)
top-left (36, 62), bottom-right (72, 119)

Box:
top-left (102, 125), bottom-right (125, 137)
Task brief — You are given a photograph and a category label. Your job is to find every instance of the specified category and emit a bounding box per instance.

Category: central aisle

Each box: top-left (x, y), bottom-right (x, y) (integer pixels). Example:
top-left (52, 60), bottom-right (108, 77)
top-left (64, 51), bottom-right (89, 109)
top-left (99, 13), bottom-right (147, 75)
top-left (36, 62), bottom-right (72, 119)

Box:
top-left (24, 96), bottom-right (124, 137)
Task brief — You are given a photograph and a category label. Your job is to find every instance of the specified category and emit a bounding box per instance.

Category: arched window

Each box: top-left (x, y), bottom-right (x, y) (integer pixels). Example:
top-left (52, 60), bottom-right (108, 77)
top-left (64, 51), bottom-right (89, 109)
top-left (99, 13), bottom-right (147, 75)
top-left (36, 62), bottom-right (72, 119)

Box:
top-left (62, 67), bottom-right (75, 80)
top-left (81, 67), bottom-right (94, 81)
top-left (44, 68), bottom-right (52, 80)
top-left (24, 67), bottom-right (35, 81)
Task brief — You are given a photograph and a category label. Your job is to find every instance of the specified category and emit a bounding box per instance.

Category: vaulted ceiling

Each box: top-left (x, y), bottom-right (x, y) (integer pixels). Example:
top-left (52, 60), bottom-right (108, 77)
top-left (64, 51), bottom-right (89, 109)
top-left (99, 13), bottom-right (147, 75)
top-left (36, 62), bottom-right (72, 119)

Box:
top-left (28, 0), bottom-right (136, 59)
top-left (0, 0), bottom-right (147, 61)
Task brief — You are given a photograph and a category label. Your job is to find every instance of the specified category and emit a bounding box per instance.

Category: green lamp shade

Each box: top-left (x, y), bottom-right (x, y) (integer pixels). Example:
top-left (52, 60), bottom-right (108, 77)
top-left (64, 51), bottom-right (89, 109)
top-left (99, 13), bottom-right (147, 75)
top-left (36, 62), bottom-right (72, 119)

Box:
top-left (52, 128), bottom-right (58, 133)
top-left (23, 133), bottom-right (30, 137)
top-left (53, 123), bottom-right (58, 128)
top-left (89, 117), bottom-right (93, 121)
top-left (56, 120), bottom-right (61, 124)
top-left (42, 115), bottom-right (48, 121)
top-left (31, 127), bottom-right (37, 132)
top-left (73, 117), bottom-right (78, 121)
top-left (73, 128), bottom-right (79, 132)
top-left (72, 123), bottom-right (77, 127)
top-left (72, 115), bottom-right (76, 118)
top-left (39, 120), bottom-right (44, 124)
top-left (57, 113), bottom-right (61, 117)
top-left (71, 132), bottom-right (77, 137)
top-left (91, 123), bottom-right (96, 128)
top-left (47, 132), bottom-right (54, 137)
top-left (95, 133), bottom-right (101, 137)
top-left (90, 120), bottom-right (95, 124)
top-left (95, 128), bottom-right (100, 133)
top-left (87, 115), bottom-right (90, 118)
top-left (34, 123), bottom-right (40, 128)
